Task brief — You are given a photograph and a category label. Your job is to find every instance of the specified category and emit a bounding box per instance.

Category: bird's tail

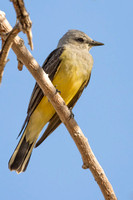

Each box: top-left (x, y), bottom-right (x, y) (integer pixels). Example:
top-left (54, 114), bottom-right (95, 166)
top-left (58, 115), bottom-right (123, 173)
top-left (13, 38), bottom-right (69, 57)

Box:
top-left (8, 129), bottom-right (36, 174)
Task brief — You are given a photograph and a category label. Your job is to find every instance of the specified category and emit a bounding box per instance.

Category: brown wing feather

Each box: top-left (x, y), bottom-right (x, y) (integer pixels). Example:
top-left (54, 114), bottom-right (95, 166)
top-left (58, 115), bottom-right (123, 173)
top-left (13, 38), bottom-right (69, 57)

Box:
top-left (18, 47), bottom-right (64, 138)
top-left (27, 47), bottom-right (64, 116)
top-left (35, 75), bottom-right (91, 148)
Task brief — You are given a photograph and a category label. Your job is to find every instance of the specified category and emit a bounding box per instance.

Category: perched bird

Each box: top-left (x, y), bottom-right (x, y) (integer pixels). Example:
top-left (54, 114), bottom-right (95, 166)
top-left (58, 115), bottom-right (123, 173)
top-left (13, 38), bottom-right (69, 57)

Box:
top-left (8, 30), bottom-right (104, 173)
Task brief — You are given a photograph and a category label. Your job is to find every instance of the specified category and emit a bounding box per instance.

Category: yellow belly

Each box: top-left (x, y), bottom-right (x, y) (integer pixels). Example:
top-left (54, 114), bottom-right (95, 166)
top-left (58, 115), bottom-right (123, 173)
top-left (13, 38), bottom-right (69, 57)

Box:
top-left (26, 49), bottom-right (92, 142)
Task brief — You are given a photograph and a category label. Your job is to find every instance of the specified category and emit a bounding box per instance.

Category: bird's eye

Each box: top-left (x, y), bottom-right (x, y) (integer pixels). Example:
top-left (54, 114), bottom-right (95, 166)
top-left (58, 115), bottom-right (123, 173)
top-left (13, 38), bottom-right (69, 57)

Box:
top-left (76, 37), bottom-right (84, 42)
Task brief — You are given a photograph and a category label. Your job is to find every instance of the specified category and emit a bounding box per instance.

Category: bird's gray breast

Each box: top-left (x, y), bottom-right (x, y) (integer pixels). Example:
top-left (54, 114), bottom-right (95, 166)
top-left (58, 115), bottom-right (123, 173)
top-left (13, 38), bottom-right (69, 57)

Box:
top-left (63, 46), bottom-right (93, 80)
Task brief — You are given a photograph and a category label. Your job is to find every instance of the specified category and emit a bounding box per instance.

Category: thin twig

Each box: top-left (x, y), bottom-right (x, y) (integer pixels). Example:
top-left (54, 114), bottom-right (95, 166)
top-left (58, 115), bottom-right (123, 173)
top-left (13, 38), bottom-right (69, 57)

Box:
top-left (11, 0), bottom-right (33, 50)
top-left (0, 23), bottom-right (20, 83)
top-left (17, 58), bottom-right (23, 71)
top-left (0, 11), bottom-right (117, 200)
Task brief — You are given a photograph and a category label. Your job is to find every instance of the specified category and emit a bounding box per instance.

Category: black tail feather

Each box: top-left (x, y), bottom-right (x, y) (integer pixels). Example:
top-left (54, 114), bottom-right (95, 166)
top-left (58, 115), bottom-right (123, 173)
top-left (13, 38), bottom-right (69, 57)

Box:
top-left (16, 154), bottom-right (32, 173)
top-left (9, 137), bottom-right (33, 172)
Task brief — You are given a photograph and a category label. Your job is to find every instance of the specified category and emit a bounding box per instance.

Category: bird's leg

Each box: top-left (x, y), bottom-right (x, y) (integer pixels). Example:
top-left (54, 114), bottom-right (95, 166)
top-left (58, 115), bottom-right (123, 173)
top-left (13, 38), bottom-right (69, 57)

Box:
top-left (54, 85), bottom-right (61, 94)
top-left (69, 107), bottom-right (74, 119)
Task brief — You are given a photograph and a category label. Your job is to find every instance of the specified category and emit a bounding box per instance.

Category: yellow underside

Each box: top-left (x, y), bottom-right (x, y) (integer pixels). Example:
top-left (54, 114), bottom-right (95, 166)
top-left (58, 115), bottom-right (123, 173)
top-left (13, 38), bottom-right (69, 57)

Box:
top-left (25, 49), bottom-right (91, 143)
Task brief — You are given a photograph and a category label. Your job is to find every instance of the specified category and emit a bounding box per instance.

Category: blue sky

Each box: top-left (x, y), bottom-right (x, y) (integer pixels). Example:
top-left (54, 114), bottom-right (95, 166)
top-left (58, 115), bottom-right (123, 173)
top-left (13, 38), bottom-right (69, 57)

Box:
top-left (0, 0), bottom-right (133, 199)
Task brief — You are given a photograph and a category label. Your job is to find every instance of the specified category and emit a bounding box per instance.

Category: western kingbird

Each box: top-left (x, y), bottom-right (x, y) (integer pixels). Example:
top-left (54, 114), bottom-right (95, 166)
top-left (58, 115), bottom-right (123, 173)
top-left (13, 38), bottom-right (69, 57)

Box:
top-left (8, 30), bottom-right (104, 173)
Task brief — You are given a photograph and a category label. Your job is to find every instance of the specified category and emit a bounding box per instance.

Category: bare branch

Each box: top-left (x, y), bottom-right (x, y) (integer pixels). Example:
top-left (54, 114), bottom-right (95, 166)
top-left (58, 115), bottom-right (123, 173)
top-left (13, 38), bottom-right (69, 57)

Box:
top-left (0, 11), bottom-right (117, 200)
top-left (0, 23), bottom-right (20, 83)
top-left (11, 0), bottom-right (33, 50)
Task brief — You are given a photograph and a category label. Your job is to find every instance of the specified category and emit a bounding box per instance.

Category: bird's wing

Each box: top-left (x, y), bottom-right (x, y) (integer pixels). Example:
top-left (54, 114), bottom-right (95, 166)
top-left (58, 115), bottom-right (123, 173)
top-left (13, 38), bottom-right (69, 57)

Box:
top-left (35, 74), bottom-right (91, 148)
top-left (27, 47), bottom-right (64, 116)
top-left (17, 47), bottom-right (64, 138)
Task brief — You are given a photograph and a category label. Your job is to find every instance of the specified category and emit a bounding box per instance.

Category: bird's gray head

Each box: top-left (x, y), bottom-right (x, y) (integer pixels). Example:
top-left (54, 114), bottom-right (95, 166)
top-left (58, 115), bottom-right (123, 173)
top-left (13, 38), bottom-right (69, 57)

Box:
top-left (57, 30), bottom-right (104, 50)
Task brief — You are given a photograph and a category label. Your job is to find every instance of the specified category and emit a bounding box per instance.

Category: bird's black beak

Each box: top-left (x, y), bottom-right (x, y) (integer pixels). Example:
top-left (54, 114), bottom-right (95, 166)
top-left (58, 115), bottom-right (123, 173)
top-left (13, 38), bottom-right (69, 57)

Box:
top-left (89, 40), bottom-right (104, 46)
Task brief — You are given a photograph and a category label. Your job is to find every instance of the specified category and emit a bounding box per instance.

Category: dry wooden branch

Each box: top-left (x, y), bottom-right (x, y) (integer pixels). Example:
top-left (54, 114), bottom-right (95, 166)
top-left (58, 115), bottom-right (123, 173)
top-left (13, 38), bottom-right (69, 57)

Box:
top-left (0, 11), bottom-right (117, 200)
top-left (0, 23), bottom-right (20, 83)
top-left (11, 0), bottom-right (33, 50)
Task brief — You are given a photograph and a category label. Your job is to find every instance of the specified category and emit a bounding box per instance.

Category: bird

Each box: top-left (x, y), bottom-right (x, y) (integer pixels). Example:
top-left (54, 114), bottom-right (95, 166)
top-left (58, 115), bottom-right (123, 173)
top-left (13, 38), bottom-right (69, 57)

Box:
top-left (8, 29), bottom-right (104, 173)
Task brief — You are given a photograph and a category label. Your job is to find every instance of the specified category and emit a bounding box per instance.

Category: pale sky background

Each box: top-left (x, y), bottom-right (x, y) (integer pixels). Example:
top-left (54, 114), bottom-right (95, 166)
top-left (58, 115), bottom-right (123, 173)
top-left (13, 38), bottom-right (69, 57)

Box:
top-left (0, 1), bottom-right (133, 200)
